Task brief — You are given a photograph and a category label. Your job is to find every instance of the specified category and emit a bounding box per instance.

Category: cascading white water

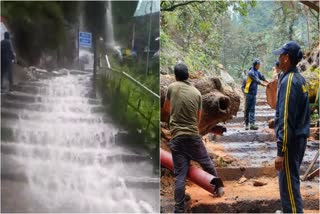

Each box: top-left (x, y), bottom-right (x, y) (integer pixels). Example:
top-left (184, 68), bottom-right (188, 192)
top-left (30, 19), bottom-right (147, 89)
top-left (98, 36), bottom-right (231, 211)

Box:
top-left (1, 70), bottom-right (158, 212)
top-left (79, 2), bottom-right (85, 31)
top-left (105, 0), bottom-right (115, 46)
top-left (104, 0), bottom-right (123, 61)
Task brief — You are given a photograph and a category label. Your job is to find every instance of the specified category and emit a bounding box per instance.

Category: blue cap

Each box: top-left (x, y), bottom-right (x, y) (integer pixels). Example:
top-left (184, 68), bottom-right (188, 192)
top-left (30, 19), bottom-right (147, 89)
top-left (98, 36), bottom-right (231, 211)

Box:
top-left (253, 59), bottom-right (260, 66)
top-left (273, 41), bottom-right (303, 64)
top-left (275, 61), bottom-right (280, 67)
top-left (272, 41), bottom-right (301, 55)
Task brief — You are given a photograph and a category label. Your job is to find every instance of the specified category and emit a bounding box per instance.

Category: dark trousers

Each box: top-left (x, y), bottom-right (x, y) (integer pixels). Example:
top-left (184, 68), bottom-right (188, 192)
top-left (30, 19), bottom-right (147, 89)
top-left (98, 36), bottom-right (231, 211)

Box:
top-left (169, 135), bottom-right (218, 213)
top-left (278, 137), bottom-right (306, 213)
top-left (244, 93), bottom-right (256, 125)
top-left (1, 63), bottom-right (13, 90)
top-left (243, 93), bottom-right (246, 116)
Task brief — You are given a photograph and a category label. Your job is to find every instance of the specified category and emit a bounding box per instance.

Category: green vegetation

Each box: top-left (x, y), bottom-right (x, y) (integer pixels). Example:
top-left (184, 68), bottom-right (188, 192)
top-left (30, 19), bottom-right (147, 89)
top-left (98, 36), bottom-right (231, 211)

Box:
top-left (109, 56), bottom-right (159, 94)
top-left (97, 1), bottom-right (160, 150)
top-left (161, 0), bottom-right (256, 78)
top-left (98, 66), bottom-right (159, 150)
top-left (0, 1), bottom-right (140, 67)
top-left (1, 1), bottom-right (78, 64)
top-left (161, 0), bottom-right (319, 81)
top-left (311, 112), bottom-right (319, 121)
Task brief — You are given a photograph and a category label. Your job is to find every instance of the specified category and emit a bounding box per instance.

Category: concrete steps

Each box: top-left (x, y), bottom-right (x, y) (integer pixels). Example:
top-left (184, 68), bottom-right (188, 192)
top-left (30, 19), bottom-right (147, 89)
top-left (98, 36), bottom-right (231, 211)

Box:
top-left (1, 99), bottom-right (106, 114)
top-left (1, 107), bottom-right (112, 124)
top-left (214, 130), bottom-right (276, 142)
top-left (11, 84), bottom-right (97, 98)
top-left (1, 69), bottom-right (159, 212)
top-left (3, 91), bottom-right (101, 105)
top-left (225, 121), bottom-right (269, 129)
top-left (229, 113), bottom-right (274, 123)
top-left (1, 153), bottom-right (158, 192)
top-left (1, 142), bottom-right (151, 164)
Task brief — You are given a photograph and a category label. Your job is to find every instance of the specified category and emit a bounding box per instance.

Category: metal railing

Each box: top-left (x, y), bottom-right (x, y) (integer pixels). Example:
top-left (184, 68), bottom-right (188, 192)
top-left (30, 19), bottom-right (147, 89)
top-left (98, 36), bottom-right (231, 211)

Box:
top-left (100, 54), bottom-right (159, 133)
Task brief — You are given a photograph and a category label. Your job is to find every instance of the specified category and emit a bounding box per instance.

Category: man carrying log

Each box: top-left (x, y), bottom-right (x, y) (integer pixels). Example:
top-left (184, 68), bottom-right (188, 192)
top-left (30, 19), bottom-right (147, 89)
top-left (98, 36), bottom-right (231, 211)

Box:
top-left (273, 41), bottom-right (310, 213)
top-left (163, 63), bottom-right (224, 213)
top-left (243, 59), bottom-right (269, 130)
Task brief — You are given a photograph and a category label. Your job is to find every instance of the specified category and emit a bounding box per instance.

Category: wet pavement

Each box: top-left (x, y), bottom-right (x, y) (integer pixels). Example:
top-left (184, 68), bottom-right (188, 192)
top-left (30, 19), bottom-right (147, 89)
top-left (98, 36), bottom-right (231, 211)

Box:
top-left (1, 68), bottom-right (159, 213)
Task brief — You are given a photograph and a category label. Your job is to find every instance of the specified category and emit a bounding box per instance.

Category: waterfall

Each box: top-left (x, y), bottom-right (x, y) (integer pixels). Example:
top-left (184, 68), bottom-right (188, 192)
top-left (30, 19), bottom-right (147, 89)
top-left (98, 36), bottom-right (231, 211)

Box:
top-left (105, 0), bottom-right (115, 46)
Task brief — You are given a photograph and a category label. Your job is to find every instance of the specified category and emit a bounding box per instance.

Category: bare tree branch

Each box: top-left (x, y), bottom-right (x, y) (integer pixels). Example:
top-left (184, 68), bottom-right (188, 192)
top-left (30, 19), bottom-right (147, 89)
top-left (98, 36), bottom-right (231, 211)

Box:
top-left (161, 1), bottom-right (206, 12)
top-left (299, 1), bottom-right (319, 13)
top-left (308, 6), bottom-right (319, 19)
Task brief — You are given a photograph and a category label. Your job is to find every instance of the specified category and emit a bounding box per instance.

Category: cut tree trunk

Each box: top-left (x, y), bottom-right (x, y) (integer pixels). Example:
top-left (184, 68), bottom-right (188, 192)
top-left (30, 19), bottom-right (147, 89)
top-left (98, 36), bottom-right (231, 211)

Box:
top-left (160, 74), bottom-right (240, 135)
top-left (266, 79), bottom-right (278, 109)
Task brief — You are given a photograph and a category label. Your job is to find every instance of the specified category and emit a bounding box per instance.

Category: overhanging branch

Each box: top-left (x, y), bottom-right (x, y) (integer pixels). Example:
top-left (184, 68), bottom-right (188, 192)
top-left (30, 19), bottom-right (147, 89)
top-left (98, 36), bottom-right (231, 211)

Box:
top-left (299, 1), bottom-right (319, 13)
top-left (161, 1), bottom-right (206, 12)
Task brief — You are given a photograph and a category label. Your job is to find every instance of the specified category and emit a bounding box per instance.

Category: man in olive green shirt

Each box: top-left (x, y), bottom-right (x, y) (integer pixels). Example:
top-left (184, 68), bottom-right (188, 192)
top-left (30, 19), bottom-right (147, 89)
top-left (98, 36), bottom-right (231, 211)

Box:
top-left (167, 80), bottom-right (202, 139)
top-left (163, 63), bottom-right (224, 213)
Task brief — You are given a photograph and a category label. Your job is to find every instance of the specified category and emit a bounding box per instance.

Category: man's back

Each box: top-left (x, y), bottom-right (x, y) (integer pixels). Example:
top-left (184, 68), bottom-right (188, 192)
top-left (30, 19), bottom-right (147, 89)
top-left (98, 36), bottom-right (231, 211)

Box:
top-left (167, 81), bottom-right (202, 139)
top-left (1, 39), bottom-right (14, 65)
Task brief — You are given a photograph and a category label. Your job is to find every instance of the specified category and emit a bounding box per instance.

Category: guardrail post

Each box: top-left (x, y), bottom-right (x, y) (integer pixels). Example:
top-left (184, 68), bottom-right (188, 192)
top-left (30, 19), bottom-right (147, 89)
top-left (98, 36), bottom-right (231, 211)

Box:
top-left (137, 98), bottom-right (141, 111)
top-left (99, 56), bottom-right (160, 141)
top-left (146, 99), bottom-right (155, 131)
top-left (125, 90), bottom-right (131, 113)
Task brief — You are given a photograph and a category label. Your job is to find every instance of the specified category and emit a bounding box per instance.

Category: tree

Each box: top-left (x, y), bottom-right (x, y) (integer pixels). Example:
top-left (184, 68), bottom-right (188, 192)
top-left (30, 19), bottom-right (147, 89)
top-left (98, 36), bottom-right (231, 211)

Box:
top-left (161, 1), bottom-right (205, 12)
top-left (1, 1), bottom-right (80, 66)
top-left (161, 0), bottom-right (319, 81)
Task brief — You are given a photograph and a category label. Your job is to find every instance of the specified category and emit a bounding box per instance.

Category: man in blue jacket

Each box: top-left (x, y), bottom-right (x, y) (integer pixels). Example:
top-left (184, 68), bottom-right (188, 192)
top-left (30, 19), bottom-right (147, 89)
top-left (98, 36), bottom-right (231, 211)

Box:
top-left (273, 41), bottom-right (310, 213)
top-left (243, 59), bottom-right (269, 130)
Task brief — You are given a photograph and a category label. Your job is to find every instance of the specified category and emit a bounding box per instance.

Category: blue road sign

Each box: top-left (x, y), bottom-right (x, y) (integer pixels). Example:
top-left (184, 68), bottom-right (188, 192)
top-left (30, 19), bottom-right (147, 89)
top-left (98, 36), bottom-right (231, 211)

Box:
top-left (79, 32), bottom-right (92, 48)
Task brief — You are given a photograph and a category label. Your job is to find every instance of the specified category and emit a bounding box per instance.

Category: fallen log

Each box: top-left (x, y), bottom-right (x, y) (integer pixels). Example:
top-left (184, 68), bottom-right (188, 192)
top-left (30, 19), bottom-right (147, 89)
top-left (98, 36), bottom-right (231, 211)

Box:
top-left (161, 74), bottom-right (240, 135)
